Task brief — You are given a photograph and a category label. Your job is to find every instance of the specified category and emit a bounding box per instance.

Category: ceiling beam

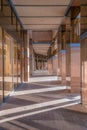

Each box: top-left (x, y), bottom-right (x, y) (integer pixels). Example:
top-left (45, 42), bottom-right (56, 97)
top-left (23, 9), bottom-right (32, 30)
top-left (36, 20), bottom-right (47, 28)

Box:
top-left (33, 42), bottom-right (51, 44)
top-left (19, 16), bottom-right (65, 18)
top-left (23, 24), bottom-right (58, 25)
top-left (1, 16), bottom-right (70, 18)
top-left (14, 5), bottom-right (68, 7)
top-left (8, 0), bottom-right (24, 28)
top-left (26, 28), bottom-right (57, 30)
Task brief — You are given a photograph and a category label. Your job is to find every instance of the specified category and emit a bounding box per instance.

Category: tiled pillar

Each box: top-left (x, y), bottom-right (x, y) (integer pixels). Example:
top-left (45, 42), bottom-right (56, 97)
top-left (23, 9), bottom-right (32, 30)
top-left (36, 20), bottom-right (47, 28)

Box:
top-left (60, 50), bottom-right (66, 85)
top-left (38, 61), bottom-right (40, 70)
top-left (58, 53), bottom-right (61, 76)
top-left (29, 39), bottom-right (33, 77)
top-left (34, 59), bottom-right (36, 71)
top-left (42, 60), bottom-right (44, 70)
top-left (66, 44), bottom-right (71, 86)
top-left (32, 53), bottom-right (35, 72)
top-left (53, 55), bottom-right (58, 75)
top-left (48, 58), bottom-right (53, 75)
top-left (37, 56), bottom-right (38, 70)
top-left (41, 60), bottom-right (43, 70)
top-left (24, 31), bottom-right (29, 82)
top-left (39, 61), bottom-right (41, 70)
top-left (69, 7), bottom-right (80, 93)
top-left (59, 25), bottom-right (66, 84)
top-left (70, 43), bottom-right (80, 93)
top-left (20, 41), bottom-right (24, 82)
top-left (81, 38), bottom-right (87, 104)
top-left (43, 60), bottom-right (44, 70)
top-left (81, 0), bottom-right (87, 104)
top-left (45, 61), bottom-right (47, 70)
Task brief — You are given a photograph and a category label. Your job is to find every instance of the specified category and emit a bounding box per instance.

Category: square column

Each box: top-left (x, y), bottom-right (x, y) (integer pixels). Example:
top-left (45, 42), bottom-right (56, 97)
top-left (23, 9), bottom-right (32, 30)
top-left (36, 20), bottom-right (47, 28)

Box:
top-left (48, 58), bottom-right (53, 75)
top-left (70, 43), bottom-right (80, 93)
top-left (58, 52), bottom-right (61, 77)
top-left (38, 61), bottom-right (40, 70)
top-left (23, 31), bottom-right (29, 82)
top-left (66, 44), bottom-right (71, 86)
top-left (36, 56), bottom-right (38, 70)
top-left (52, 55), bottom-right (58, 75)
top-left (69, 6), bottom-right (80, 93)
top-left (60, 50), bottom-right (66, 85)
top-left (34, 59), bottom-right (36, 71)
top-left (29, 39), bottom-right (33, 77)
top-left (20, 41), bottom-right (24, 82)
top-left (81, 37), bottom-right (87, 104)
top-left (81, 0), bottom-right (87, 104)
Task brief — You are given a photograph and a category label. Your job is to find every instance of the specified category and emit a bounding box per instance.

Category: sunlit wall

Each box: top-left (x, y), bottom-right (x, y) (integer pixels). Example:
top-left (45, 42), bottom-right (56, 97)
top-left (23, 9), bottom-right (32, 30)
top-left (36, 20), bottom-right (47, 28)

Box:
top-left (0, 28), bottom-right (21, 103)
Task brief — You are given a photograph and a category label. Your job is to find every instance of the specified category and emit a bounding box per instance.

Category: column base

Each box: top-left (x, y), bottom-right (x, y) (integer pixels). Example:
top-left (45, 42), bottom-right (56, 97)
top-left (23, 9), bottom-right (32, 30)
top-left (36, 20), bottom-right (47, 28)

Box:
top-left (70, 86), bottom-right (80, 93)
top-left (82, 88), bottom-right (87, 105)
top-left (61, 79), bottom-right (66, 85)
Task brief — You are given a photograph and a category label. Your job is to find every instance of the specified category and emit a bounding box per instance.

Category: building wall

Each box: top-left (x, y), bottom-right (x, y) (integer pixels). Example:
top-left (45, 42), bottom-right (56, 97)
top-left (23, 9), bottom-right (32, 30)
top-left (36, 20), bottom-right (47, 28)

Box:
top-left (0, 27), bottom-right (21, 103)
top-left (0, 1), bottom-right (23, 104)
top-left (0, 27), bottom-right (3, 102)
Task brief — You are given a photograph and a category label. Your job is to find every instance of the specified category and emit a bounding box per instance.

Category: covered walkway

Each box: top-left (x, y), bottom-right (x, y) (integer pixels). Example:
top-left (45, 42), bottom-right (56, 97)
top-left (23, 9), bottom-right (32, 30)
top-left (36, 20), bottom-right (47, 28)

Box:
top-left (0, 0), bottom-right (87, 130)
top-left (0, 72), bottom-right (87, 130)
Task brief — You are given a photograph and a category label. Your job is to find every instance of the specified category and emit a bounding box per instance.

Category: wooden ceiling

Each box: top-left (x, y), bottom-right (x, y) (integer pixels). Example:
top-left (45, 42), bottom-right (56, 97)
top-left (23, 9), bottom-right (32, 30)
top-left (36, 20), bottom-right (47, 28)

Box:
top-left (33, 43), bottom-right (50, 55)
top-left (11, 0), bottom-right (71, 55)
top-left (12, 0), bottom-right (71, 30)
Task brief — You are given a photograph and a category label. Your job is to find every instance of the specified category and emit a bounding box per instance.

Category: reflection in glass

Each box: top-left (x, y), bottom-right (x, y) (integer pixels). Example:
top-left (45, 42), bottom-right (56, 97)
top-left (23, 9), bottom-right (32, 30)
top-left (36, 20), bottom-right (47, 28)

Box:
top-left (4, 31), bottom-right (13, 98)
top-left (18, 44), bottom-right (21, 83)
top-left (13, 40), bottom-right (18, 88)
top-left (81, 1), bottom-right (87, 34)
top-left (0, 27), bottom-right (3, 103)
top-left (0, 0), bottom-right (1, 11)
top-left (22, 44), bottom-right (24, 81)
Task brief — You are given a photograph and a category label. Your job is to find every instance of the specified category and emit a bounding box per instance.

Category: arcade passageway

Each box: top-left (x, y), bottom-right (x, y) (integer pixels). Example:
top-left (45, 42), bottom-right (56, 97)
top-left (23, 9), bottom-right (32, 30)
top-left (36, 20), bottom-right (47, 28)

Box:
top-left (0, 71), bottom-right (85, 130)
top-left (0, 0), bottom-right (87, 129)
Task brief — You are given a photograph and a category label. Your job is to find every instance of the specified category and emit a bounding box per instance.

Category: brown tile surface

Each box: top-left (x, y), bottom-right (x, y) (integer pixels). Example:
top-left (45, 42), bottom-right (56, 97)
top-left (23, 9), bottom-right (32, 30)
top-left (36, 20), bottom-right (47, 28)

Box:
top-left (0, 78), bottom-right (86, 130)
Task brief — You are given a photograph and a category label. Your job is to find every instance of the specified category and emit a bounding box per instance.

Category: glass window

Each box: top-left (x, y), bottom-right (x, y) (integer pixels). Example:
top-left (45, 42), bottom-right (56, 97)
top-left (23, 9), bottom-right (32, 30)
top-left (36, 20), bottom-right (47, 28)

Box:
top-left (13, 13), bottom-right (16, 30)
top-left (17, 44), bottom-right (21, 83)
top-left (17, 22), bottom-right (21, 37)
top-left (3, 0), bottom-right (11, 16)
top-left (0, 27), bottom-right (3, 103)
top-left (20, 42), bottom-right (24, 82)
top-left (4, 31), bottom-right (13, 98)
top-left (13, 40), bottom-right (18, 88)
top-left (0, 0), bottom-right (1, 10)
top-left (22, 44), bottom-right (24, 81)
top-left (3, 0), bottom-right (11, 24)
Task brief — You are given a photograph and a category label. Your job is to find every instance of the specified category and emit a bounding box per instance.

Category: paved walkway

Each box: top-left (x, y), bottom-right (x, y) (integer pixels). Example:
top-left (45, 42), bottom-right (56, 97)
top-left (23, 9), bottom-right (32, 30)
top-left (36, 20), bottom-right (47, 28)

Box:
top-left (0, 75), bottom-right (87, 130)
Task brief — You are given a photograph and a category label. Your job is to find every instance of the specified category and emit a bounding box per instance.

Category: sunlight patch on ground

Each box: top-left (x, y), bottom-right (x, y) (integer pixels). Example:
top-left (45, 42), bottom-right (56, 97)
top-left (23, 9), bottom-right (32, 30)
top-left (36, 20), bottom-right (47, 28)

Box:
top-left (0, 100), bottom-right (80, 123)
top-left (0, 95), bottom-right (80, 117)
top-left (14, 86), bottom-right (69, 96)
top-left (29, 76), bottom-right (58, 83)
